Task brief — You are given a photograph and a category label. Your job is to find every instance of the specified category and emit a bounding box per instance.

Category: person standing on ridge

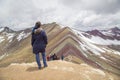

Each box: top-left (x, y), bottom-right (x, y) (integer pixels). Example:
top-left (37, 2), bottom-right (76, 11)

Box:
top-left (31, 21), bottom-right (48, 69)
top-left (61, 54), bottom-right (64, 60)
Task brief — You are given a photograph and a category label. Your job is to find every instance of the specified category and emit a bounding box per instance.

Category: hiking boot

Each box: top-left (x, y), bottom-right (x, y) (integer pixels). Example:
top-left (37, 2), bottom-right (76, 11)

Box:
top-left (38, 66), bottom-right (42, 69)
top-left (44, 65), bottom-right (48, 68)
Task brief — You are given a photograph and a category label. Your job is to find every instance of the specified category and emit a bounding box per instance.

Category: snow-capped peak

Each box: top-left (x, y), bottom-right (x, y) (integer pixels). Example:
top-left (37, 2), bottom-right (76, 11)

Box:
top-left (0, 27), bottom-right (15, 33)
top-left (4, 27), bottom-right (14, 33)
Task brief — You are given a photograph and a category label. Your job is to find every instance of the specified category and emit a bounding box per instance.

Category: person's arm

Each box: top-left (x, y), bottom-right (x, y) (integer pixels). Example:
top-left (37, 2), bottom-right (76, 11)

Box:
top-left (31, 34), bottom-right (35, 47)
top-left (31, 26), bottom-right (37, 46)
top-left (43, 30), bottom-right (48, 45)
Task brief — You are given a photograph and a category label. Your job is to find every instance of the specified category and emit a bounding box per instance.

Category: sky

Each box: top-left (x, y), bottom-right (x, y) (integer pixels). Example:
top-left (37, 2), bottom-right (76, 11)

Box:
top-left (0, 0), bottom-right (120, 30)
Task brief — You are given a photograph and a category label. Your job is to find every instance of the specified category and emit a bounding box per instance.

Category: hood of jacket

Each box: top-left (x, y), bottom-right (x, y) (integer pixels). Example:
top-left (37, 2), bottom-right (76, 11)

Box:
top-left (34, 28), bottom-right (43, 34)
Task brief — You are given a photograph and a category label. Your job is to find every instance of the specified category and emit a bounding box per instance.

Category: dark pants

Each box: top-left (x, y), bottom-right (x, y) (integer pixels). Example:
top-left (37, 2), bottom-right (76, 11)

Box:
top-left (35, 52), bottom-right (47, 68)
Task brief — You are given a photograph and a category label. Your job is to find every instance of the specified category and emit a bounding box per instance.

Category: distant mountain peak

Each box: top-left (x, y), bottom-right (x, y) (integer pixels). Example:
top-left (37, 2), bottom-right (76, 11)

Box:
top-left (109, 27), bottom-right (120, 34)
top-left (86, 29), bottom-right (103, 36)
top-left (1, 26), bottom-right (15, 33)
top-left (110, 27), bottom-right (119, 30)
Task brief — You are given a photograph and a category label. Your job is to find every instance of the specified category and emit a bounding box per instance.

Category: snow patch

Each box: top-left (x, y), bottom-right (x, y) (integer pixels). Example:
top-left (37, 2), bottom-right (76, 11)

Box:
top-left (101, 31), bottom-right (114, 36)
top-left (113, 51), bottom-right (120, 55)
top-left (6, 33), bottom-right (15, 42)
top-left (0, 36), bottom-right (5, 43)
top-left (100, 57), bottom-right (107, 60)
top-left (87, 41), bottom-right (105, 53)
top-left (79, 43), bottom-right (88, 57)
top-left (17, 31), bottom-right (30, 41)
top-left (0, 55), bottom-right (6, 60)
top-left (0, 55), bottom-right (5, 60)
top-left (102, 48), bottom-right (120, 55)
top-left (80, 37), bottom-right (105, 55)
top-left (0, 27), bottom-right (4, 32)
top-left (79, 42), bottom-right (87, 51)
top-left (0, 53), bottom-right (8, 60)
top-left (89, 36), bottom-right (120, 45)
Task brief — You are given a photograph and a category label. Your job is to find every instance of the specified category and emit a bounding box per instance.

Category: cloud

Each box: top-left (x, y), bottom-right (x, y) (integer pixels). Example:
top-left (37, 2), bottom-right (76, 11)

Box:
top-left (0, 0), bottom-right (120, 30)
top-left (60, 0), bottom-right (120, 14)
top-left (0, 0), bottom-right (66, 30)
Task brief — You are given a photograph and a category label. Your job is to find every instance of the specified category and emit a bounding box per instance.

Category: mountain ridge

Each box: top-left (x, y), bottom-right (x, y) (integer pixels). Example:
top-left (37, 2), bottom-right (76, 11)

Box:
top-left (0, 23), bottom-right (120, 76)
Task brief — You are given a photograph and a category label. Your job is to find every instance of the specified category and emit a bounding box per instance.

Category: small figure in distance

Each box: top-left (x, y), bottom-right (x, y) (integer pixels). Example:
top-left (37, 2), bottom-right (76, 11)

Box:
top-left (61, 54), bottom-right (64, 60)
top-left (47, 54), bottom-right (50, 61)
top-left (53, 53), bottom-right (58, 60)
